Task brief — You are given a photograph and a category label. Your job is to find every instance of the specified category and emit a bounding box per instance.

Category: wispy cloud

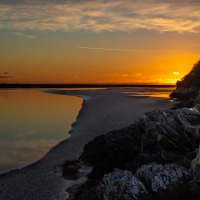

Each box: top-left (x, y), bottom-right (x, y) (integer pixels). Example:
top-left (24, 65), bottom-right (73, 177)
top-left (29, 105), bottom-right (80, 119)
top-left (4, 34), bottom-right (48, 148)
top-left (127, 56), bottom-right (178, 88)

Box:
top-left (0, 75), bottom-right (13, 79)
top-left (78, 46), bottom-right (152, 53)
top-left (14, 32), bottom-right (37, 39)
top-left (0, 72), bottom-right (14, 79)
top-left (104, 73), bottom-right (142, 77)
top-left (1, 0), bottom-right (200, 32)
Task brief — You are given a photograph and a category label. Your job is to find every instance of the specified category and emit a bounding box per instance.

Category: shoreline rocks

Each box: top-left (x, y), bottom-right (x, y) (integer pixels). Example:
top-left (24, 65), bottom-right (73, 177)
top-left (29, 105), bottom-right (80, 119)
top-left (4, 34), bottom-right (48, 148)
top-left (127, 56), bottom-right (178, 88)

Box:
top-left (63, 105), bottom-right (200, 199)
top-left (97, 169), bottom-right (151, 200)
top-left (135, 163), bottom-right (192, 199)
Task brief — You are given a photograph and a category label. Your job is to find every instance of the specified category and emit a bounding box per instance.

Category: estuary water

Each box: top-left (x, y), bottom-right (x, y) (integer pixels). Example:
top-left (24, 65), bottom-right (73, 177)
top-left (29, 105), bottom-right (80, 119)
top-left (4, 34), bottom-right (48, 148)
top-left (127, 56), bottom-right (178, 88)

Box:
top-left (0, 89), bottom-right (82, 174)
top-left (0, 87), bottom-right (174, 174)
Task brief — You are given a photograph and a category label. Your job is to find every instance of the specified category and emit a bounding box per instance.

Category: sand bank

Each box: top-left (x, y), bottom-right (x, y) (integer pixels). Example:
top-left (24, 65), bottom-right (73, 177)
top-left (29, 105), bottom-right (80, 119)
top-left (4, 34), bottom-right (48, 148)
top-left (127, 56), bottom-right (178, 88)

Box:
top-left (0, 88), bottom-right (174, 200)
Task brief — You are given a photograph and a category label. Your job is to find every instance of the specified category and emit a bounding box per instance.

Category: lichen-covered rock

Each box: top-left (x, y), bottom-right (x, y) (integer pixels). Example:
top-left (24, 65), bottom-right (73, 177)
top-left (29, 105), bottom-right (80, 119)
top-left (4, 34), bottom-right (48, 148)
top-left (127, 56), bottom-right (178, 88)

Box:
top-left (97, 169), bottom-right (151, 200)
top-left (135, 163), bottom-right (192, 198)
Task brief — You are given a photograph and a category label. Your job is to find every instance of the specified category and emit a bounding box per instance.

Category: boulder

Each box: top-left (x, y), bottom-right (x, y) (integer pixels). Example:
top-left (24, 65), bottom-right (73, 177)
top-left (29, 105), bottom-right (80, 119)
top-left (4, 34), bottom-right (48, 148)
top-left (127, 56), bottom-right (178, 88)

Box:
top-left (96, 169), bottom-right (151, 200)
top-left (135, 163), bottom-right (192, 199)
top-left (79, 126), bottom-right (141, 179)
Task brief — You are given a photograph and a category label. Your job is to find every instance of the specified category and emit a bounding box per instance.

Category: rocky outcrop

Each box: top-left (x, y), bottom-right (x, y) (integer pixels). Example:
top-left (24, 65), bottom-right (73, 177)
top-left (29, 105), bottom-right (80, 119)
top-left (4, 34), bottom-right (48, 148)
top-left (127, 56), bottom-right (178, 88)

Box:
top-left (97, 169), bottom-right (151, 200)
top-left (79, 105), bottom-right (200, 179)
top-left (63, 104), bottom-right (200, 199)
top-left (95, 164), bottom-right (192, 200)
top-left (73, 163), bottom-right (193, 200)
top-left (135, 163), bottom-right (192, 199)
top-left (170, 88), bottom-right (198, 102)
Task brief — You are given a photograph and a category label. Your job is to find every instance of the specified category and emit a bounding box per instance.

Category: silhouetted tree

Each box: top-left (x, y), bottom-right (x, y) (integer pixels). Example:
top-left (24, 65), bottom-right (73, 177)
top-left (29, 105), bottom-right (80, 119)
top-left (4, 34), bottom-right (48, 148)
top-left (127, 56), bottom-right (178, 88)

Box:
top-left (176, 60), bottom-right (200, 89)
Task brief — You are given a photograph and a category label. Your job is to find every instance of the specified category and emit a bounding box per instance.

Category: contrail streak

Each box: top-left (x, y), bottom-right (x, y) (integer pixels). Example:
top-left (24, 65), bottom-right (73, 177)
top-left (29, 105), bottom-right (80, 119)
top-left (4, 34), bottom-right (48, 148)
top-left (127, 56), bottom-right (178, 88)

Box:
top-left (78, 46), bottom-right (152, 53)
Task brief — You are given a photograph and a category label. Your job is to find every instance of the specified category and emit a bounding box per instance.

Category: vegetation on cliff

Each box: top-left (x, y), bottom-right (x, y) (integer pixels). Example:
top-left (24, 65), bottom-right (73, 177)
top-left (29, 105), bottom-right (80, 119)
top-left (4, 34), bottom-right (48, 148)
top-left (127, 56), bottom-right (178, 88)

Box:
top-left (170, 60), bottom-right (200, 102)
top-left (176, 60), bottom-right (200, 89)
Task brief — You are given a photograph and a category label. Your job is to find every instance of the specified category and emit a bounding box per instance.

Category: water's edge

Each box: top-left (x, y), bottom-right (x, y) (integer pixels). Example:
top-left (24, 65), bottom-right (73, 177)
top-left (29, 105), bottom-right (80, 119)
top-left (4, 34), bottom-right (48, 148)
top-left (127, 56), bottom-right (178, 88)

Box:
top-left (0, 92), bottom-right (85, 176)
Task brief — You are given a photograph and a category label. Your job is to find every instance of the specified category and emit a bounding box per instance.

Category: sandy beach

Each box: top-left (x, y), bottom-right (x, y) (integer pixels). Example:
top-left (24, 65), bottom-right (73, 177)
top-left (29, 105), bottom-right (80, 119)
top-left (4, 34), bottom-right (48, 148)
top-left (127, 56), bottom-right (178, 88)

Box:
top-left (0, 87), bottom-right (174, 200)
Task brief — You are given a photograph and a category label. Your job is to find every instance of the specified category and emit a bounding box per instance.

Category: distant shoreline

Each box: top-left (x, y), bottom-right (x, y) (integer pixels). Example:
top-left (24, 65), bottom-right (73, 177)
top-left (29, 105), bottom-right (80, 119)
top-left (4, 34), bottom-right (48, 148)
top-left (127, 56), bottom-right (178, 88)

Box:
top-left (0, 83), bottom-right (175, 88)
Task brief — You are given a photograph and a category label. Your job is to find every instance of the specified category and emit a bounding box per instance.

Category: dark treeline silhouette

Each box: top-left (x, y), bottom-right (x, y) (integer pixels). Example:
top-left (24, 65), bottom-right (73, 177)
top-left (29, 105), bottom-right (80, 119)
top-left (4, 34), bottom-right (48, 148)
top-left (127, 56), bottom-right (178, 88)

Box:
top-left (0, 83), bottom-right (175, 89)
top-left (176, 60), bottom-right (200, 88)
top-left (170, 60), bottom-right (200, 108)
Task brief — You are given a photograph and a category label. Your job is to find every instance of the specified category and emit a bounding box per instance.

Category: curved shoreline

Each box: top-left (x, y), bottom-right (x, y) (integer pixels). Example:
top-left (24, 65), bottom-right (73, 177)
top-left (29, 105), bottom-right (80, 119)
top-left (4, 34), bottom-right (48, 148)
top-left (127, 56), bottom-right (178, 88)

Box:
top-left (0, 88), bottom-right (174, 200)
top-left (68, 95), bottom-right (89, 135)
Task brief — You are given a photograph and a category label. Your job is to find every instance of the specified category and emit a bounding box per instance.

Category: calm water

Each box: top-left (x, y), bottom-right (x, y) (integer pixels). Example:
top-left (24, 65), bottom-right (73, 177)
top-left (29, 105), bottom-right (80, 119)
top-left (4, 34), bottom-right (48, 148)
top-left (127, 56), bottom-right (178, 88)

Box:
top-left (0, 87), bottom-right (174, 174)
top-left (0, 89), bottom-right (82, 174)
top-left (124, 87), bottom-right (175, 98)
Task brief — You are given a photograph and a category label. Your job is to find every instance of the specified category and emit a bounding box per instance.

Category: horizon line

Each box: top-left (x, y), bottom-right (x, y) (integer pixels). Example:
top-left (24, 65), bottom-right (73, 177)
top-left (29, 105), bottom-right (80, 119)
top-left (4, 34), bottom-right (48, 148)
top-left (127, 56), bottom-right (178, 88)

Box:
top-left (0, 83), bottom-right (175, 85)
top-left (0, 83), bottom-right (175, 88)
top-left (78, 46), bottom-right (153, 53)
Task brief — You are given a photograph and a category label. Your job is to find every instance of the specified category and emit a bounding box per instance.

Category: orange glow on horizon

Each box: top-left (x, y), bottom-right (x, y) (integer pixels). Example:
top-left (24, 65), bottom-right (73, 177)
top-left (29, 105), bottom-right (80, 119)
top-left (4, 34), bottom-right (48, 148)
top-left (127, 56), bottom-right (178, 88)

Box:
top-left (0, 39), bottom-right (199, 85)
top-left (1, 1), bottom-right (200, 86)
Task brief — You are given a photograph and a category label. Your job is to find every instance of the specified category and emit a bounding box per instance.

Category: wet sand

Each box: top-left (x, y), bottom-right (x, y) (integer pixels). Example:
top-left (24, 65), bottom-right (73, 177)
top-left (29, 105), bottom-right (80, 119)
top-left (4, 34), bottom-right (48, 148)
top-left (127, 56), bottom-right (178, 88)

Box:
top-left (0, 88), bottom-right (174, 200)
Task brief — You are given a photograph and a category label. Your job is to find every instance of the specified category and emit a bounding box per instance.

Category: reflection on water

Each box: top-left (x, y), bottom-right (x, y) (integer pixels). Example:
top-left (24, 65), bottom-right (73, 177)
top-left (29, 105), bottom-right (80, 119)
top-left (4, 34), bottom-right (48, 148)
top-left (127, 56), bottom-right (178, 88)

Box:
top-left (132, 92), bottom-right (170, 98)
top-left (124, 87), bottom-right (175, 99)
top-left (0, 87), bottom-right (174, 174)
top-left (0, 89), bottom-right (82, 174)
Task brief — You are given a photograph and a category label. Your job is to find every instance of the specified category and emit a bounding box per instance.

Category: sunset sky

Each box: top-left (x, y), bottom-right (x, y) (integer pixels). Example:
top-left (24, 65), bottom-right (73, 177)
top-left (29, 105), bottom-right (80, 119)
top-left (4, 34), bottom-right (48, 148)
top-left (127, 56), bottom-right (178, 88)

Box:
top-left (1, 0), bottom-right (200, 84)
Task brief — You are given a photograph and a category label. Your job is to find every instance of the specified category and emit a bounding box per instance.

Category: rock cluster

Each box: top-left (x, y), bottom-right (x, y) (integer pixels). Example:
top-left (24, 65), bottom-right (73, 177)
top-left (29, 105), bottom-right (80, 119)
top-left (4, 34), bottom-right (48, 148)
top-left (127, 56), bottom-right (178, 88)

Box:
top-left (95, 163), bottom-right (192, 200)
top-left (135, 163), bottom-right (191, 199)
top-left (62, 104), bottom-right (200, 199)
top-left (97, 169), bottom-right (151, 200)
top-left (79, 105), bottom-right (200, 175)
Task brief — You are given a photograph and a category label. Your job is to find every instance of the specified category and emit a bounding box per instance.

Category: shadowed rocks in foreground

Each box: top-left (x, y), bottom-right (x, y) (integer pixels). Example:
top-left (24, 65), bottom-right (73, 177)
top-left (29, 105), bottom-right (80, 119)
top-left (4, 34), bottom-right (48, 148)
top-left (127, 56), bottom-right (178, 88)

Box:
top-left (64, 104), bottom-right (200, 200)
top-left (97, 164), bottom-right (191, 200)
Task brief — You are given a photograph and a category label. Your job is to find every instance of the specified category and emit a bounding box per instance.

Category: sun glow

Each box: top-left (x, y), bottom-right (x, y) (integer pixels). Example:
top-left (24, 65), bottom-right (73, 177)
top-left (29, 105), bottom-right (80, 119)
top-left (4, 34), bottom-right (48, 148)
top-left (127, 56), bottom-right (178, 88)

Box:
top-left (173, 72), bottom-right (179, 75)
top-left (162, 78), bottom-right (180, 84)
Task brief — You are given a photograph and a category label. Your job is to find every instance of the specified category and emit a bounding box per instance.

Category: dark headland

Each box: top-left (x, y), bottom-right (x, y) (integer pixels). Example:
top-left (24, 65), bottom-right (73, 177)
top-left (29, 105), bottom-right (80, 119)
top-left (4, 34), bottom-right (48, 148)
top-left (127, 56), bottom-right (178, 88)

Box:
top-left (62, 61), bottom-right (200, 200)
